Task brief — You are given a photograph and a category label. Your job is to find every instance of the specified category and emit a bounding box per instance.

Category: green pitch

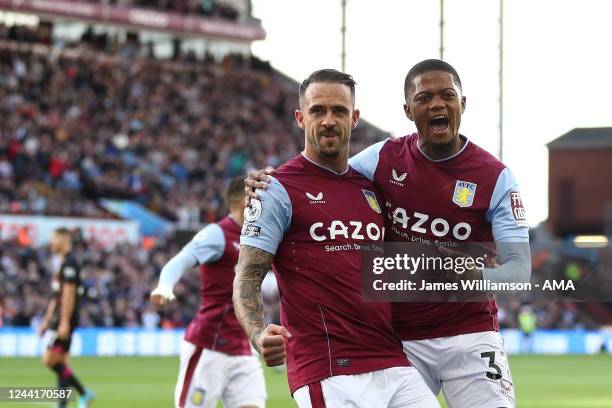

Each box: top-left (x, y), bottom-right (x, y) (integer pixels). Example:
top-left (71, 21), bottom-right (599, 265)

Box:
top-left (0, 355), bottom-right (611, 407)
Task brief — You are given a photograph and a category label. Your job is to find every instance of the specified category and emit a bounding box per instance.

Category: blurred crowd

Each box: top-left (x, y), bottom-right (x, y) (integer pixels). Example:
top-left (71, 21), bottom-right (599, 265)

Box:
top-left (0, 235), bottom-right (277, 330)
top-left (0, 235), bottom-right (595, 331)
top-left (0, 22), bottom-right (381, 330)
top-left (0, 36), bottom-right (386, 223)
top-left (75, 0), bottom-right (245, 21)
top-left (498, 301), bottom-right (586, 331)
top-left (0, 23), bottom-right (602, 333)
top-left (1, 238), bottom-right (175, 329)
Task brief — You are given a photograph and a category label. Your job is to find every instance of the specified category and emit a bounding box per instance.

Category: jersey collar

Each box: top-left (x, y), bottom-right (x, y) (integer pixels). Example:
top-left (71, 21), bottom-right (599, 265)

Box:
top-left (300, 152), bottom-right (349, 175)
top-left (416, 134), bottom-right (470, 163)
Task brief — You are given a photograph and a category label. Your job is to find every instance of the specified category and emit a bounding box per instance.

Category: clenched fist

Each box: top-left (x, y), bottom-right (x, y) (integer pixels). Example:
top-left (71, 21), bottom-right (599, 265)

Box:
top-left (150, 285), bottom-right (176, 309)
top-left (255, 324), bottom-right (292, 367)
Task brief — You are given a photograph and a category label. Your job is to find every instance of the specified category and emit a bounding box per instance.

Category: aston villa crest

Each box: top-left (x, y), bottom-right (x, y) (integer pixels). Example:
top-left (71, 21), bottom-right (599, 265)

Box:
top-left (362, 189), bottom-right (382, 213)
top-left (452, 180), bottom-right (477, 208)
top-left (190, 388), bottom-right (206, 406)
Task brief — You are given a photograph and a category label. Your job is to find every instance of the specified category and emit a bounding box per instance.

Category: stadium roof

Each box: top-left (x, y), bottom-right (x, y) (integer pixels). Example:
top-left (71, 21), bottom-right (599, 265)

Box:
top-left (547, 127), bottom-right (612, 150)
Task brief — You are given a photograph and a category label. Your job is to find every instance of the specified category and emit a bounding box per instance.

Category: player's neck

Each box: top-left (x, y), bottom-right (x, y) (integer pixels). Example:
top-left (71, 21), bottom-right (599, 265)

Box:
top-left (418, 134), bottom-right (465, 161)
top-left (302, 150), bottom-right (349, 175)
top-left (228, 210), bottom-right (243, 226)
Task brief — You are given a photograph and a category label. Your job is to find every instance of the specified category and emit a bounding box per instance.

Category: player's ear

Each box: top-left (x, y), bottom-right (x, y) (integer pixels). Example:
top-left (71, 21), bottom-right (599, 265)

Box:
top-left (404, 103), bottom-right (414, 121)
top-left (461, 96), bottom-right (466, 113)
top-left (351, 109), bottom-right (360, 129)
top-left (294, 109), bottom-right (305, 130)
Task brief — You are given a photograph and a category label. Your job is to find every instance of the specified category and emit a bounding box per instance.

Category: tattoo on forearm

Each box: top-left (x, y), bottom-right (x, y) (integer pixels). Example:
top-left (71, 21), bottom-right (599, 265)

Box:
top-left (233, 245), bottom-right (273, 352)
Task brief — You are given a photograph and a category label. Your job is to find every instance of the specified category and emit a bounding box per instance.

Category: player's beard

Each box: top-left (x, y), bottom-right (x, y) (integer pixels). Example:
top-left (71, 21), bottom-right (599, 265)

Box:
top-left (316, 131), bottom-right (348, 158)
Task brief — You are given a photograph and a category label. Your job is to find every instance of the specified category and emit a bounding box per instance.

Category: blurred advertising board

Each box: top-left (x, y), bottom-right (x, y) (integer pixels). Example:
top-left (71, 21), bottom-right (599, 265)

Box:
top-left (1, 328), bottom-right (611, 357)
top-left (0, 214), bottom-right (139, 249)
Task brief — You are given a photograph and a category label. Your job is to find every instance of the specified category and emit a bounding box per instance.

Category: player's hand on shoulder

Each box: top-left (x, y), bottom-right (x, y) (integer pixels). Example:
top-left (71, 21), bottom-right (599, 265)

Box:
top-left (150, 285), bottom-right (176, 309)
top-left (244, 166), bottom-right (276, 203)
top-left (256, 323), bottom-right (291, 367)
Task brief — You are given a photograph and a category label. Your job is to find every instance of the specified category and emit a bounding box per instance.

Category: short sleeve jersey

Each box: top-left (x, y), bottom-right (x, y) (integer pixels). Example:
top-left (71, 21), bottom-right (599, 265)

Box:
top-left (241, 154), bottom-right (408, 393)
top-left (182, 216), bottom-right (252, 356)
top-left (349, 134), bottom-right (529, 340)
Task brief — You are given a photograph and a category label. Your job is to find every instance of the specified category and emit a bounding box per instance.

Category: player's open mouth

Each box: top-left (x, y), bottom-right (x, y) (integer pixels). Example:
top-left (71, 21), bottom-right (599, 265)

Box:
top-left (429, 115), bottom-right (449, 133)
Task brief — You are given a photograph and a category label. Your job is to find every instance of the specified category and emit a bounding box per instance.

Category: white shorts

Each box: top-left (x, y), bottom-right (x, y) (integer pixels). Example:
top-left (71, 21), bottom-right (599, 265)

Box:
top-left (402, 331), bottom-right (515, 408)
top-left (293, 366), bottom-right (440, 408)
top-left (175, 340), bottom-right (266, 408)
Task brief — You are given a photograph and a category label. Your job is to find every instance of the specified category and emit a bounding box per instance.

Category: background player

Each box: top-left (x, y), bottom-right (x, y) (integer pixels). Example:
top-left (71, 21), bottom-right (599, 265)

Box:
top-left (39, 228), bottom-right (94, 408)
top-left (150, 177), bottom-right (266, 408)
top-left (234, 69), bottom-right (439, 407)
top-left (244, 59), bottom-right (531, 408)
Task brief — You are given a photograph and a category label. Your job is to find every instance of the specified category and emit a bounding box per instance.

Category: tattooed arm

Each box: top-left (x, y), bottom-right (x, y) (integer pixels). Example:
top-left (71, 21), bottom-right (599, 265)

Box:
top-left (233, 245), bottom-right (270, 348)
top-left (237, 177), bottom-right (292, 366)
top-left (233, 245), bottom-right (291, 366)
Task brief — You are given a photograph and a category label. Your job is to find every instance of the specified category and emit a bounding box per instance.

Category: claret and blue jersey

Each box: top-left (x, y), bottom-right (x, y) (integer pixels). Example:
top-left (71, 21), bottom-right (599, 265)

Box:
top-left (349, 133), bottom-right (530, 340)
top-left (182, 216), bottom-right (252, 356)
top-left (241, 153), bottom-right (409, 394)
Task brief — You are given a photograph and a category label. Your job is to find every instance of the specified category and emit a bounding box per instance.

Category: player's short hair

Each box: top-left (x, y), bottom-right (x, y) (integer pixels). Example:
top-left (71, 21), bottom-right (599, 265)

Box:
top-left (299, 69), bottom-right (356, 107)
top-left (54, 227), bottom-right (72, 236)
top-left (54, 228), bottom-right (73, 242)
top-left (225, 176), bottom-right (245, 207)
top-left (404, 59), bottom-right (462, 101)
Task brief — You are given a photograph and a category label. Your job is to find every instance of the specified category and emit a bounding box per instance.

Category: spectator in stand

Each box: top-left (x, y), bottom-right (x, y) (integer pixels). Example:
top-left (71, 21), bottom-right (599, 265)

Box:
top-left (0, 36), bottom-right (385, 222)
top-left (1, 22), bottom-right (595, 338)
top-left (0, 233), bottom-right (283, 332)
top-left (78, 0), bottom-right (243, 21)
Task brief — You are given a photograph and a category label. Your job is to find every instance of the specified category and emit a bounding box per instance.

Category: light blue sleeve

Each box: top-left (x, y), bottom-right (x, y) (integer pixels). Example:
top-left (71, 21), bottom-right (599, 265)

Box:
top-left (482, 239), bottom-right (531, 284)
top-left (185, 223), bottom-right (226, 264)
top-left (486, 167), bottom-right (530, 242)
top-left (157, 224), bottom-right (224, 287)
top-left (348, 139), bottom-right (389, 181)
top-left (157, 250), bottom-right (198, 288)
top-left (240, 177), bottom-right (292, 255)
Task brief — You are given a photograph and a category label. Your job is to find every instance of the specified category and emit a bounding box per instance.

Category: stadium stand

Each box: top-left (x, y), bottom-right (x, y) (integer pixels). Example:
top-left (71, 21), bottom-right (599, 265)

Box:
top-left (0, 11), bottom-right (601, 336)
top-left (80, 0), bottom-right (243, 21)
top-left (1, 236), bottom-right (191, 329)
top-left (0, 231), bottom-right (596, 330)
top-left (0, 34), bottom-right (387, 223)
top-left (0, 20), bottom-right (387, 330)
